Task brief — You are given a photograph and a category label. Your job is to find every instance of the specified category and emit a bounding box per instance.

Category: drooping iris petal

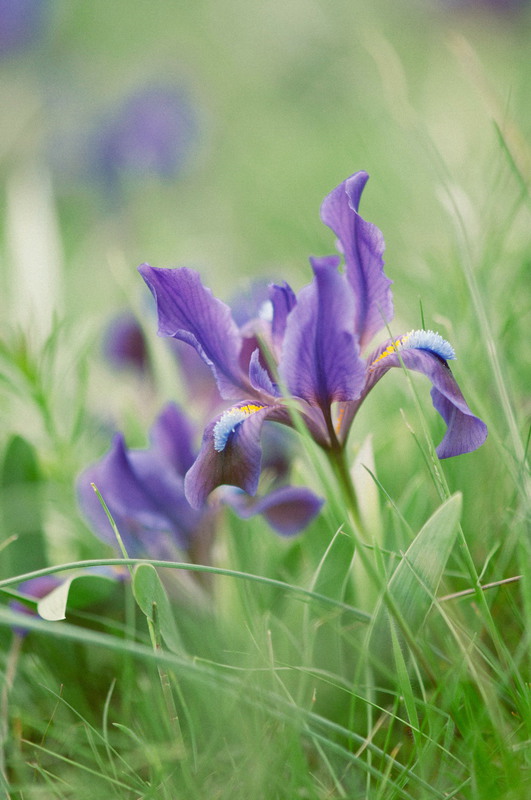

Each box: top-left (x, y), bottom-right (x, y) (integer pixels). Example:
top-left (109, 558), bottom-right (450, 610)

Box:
top-left (430, 382), bottom-right (488, 458)
top-left (185, 404), bottom-right (275, 508)
top-left (224, 485), bottom-right (324, 536)
top-left (320, 171), bottom-right (393, 350)
top-left (280, 256), bottom-right (366, 415)
top-left (370, 344), bottom-right (487, 458)
top-left (139, 265), bottom-right (248, 399)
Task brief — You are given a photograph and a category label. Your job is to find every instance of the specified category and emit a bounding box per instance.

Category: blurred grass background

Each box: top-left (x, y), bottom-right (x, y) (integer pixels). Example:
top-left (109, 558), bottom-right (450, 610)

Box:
top-left (0, 1), bottom-right (530, 797)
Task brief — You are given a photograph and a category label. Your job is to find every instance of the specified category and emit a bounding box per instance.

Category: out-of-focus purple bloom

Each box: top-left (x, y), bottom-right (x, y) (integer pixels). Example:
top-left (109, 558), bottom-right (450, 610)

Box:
top-left (78, 404), bottom-right (204, 560)
top-left (0, 0), bottom-right (50, 57)
top-left (139, 171), bottom-right (487, 508)
top-left (77, 404), bottom-right (323, 556)
top-left (103, 312), bottom-right (150, 374)
top-left (101, 309), bottom-right (222, 417)
top-left (94, 85), bottom-right (198, 190)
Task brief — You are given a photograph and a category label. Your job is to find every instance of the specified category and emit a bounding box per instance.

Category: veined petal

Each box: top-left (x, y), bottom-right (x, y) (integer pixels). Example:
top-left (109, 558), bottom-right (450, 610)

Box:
top-left (320, 172), bottom-right (393, 350)
top-left (224, 485), bottom-right (324, 536)
top-left (139, 264), bottom-right (248, 399)
top-left (185, 404), bottom-right (275, 507)
top-left (369, 338), bottom-right (487, 458)
top-left (279, 256), bottom-right (365, 411)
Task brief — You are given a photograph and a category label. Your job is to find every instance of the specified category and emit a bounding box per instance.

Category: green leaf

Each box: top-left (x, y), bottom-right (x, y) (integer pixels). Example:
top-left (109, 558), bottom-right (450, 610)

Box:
top-left (370, 493), bottom-right (462, 663)
top-left (37, 573), bottom-right (119, 621)
top-left (1, 434), bottom-right (47, 576)
top-left (132, 563), bottom-right (183, 654)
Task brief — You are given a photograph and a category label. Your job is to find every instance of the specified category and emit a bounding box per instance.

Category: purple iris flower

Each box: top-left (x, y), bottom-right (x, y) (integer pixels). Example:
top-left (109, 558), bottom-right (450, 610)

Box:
top-left (103, 312), bottom-right (151, 374)
top-left (139, 172), bottom-right (487, 509)
top-left (77, 404), bottom-right (323, 554)
top-left (0, 0), bottom-right (50, 57)
top-left (94, 85), bottom-right (197, 190)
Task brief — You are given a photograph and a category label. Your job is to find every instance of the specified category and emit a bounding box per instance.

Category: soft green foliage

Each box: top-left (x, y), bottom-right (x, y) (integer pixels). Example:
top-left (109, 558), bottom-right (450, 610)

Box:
top-left (0, 1), bottom-right (530, 798)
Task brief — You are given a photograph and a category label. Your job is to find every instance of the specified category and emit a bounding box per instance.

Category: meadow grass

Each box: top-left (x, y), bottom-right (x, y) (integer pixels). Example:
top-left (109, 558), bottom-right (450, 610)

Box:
top-left (1, 1), bottom-right (530, 797)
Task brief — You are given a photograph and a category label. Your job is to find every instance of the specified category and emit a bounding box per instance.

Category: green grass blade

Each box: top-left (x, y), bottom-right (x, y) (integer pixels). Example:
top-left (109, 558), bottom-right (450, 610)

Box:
top-left (370, 493), bottom-right (462, 663)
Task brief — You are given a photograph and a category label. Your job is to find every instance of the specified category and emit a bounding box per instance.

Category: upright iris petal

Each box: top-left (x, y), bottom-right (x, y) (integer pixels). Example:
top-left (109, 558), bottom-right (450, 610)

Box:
top-left (280, 256), bottom-right (366, 414)
top-left (320, 172), bottom-right (393, 350)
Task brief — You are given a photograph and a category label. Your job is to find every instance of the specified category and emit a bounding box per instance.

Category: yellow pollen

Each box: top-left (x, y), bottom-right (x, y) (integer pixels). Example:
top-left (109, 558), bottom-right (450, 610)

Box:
top-left (369, 334), bottom-right (410, 370)
top-left (238, 404), bottom-right (264, 415)
top-left (335, 406), bottom-right (345, 435)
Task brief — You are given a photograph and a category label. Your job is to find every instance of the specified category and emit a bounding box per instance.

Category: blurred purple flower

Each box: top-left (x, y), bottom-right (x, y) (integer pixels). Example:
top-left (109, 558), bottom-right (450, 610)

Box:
top-left (139, 171), bottom-right (487, 508)
top-left (0, 0), bottom-right (50, 57)
top-left (103, 312), bottom-right (151, 374)
top-left (94, 84), bottom-right (198, 190)
top-left (77, 404), bottom-right (323, 559)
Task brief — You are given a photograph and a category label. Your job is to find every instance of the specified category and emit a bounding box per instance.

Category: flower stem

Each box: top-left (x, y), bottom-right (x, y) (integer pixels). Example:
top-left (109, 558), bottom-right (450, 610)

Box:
top-left (326, 441), bottom-right (363, 534)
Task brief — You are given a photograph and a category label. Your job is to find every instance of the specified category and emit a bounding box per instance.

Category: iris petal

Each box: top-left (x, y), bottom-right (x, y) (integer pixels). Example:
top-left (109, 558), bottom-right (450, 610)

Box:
top-left (224, 485), bottom-right (324, 536)
top-left (185, 405), bottom-right (274, 508)
top-left (138, 264), bottom-right (248, 399)
top-left (280, 256), bottom-right (365, 413)
top-left (320, 172), bottom-right (394, 350)
top-left (370, 346), bottom-right (487, 458)
top-left (77, 408), bottom-right (203, 556)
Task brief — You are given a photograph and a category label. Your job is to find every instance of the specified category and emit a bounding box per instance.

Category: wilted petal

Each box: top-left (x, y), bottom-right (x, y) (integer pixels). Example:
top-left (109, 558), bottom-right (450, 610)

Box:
top-left (9, 576), bottom-right (62, 636)
top-left (280, 256), bottom-right (365, 413)
top-left (138, 264), bottom-right (248, 399)
top-left (185, 404), bottom-right (275, 507)
top-left (225, 485), bottom-right (324, 536)
top-left (320, 172), bottom-right (393, 349)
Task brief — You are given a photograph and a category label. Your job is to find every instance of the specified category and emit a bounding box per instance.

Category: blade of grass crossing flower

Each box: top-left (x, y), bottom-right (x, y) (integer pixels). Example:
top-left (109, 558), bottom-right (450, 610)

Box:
top-left (370, 493), bottom-right (462, 665)
top-left (91, 483), bottom-right (131, 567)
top-left (0, 558), bottom-right (371, 624)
